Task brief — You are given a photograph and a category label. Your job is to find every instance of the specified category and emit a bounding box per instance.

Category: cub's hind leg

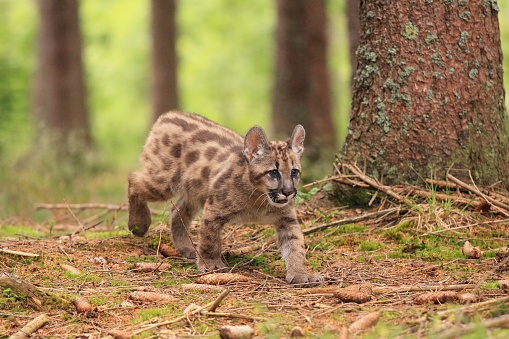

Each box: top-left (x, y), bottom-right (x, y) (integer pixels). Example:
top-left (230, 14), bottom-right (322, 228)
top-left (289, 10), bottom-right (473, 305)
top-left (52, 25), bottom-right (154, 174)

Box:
top-left (128, 171), bottom-right (170, 236)
top-left (171, 197), bottom-right (200, 259)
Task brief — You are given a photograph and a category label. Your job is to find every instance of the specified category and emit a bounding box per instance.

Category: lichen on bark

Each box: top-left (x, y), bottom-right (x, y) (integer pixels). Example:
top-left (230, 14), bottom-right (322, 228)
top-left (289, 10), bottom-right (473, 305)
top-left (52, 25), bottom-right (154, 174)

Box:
top-left (338, 0), bottom-right (509, 188)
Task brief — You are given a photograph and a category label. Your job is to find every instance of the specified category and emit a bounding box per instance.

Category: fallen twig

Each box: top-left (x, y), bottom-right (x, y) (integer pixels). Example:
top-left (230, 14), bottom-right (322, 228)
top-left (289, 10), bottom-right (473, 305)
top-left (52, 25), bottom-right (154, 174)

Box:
top-left (446, 173), bottom-right (509, 213)
top-left (341, 162), bottom-right (414, 206)
top-left (302, 207), bottom-right (405, 236)
top-left (298, 283), bottom-right (477, 296)
top-left (8, 313), bottom-right (49, 339)
top-left (0, 276), bottom-right (46, 311)
top-left (225, 207), bottom-right (405, 257)
top-left (34, 203), bottom-right (161, 216)
top-left (0, 248), bottom-right (40, 258)
top-left (435, 313), bottom-right (509, 339)
top-left (437, 295), bottom-right (509, 318)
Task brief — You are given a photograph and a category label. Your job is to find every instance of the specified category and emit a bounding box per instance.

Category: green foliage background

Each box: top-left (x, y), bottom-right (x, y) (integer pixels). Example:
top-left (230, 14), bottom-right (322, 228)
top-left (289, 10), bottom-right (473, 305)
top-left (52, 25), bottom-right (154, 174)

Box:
top-left (0, 1), bottom-right (507, 218)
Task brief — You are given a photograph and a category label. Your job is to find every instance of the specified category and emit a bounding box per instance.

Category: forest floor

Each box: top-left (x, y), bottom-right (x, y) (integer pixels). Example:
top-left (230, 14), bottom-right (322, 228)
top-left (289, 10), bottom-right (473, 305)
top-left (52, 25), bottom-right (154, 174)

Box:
top-left (2, 180), bottom-right (509, 338)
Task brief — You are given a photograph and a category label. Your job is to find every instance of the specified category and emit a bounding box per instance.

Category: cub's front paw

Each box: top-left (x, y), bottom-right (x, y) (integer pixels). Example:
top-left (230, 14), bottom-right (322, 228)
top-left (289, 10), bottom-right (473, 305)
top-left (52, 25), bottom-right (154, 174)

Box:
top-left (197, 259), bottom-right (230, 273)
top-left (286, 272), bottom-right (323, 288)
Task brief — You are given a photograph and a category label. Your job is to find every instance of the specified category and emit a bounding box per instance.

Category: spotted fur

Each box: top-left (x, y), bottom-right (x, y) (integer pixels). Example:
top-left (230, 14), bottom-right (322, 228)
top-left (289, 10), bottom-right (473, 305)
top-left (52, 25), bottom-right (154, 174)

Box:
top-left (128, 111), bottom-right (322, 287)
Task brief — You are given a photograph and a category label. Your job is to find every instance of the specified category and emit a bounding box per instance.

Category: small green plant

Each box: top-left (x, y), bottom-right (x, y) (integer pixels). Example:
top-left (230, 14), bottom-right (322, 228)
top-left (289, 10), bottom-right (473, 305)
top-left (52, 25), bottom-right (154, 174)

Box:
top-left (358, 240), bottom-right (383, 251)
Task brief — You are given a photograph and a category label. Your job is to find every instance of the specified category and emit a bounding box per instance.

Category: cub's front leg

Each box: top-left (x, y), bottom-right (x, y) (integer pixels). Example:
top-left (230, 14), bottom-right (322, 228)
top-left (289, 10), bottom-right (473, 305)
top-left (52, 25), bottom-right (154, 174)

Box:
top-left (275, 215), bottom-right (323, 288)
top-left (197, 210), bottom-right (230, 273)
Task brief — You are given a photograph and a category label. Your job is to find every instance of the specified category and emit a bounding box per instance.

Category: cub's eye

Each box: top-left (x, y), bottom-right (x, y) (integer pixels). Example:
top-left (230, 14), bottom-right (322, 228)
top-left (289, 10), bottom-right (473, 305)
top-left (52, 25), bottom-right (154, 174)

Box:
top-left (268, 169), bottom-right (279, 177)
top-left (291, 169), bottom-right (300, 177)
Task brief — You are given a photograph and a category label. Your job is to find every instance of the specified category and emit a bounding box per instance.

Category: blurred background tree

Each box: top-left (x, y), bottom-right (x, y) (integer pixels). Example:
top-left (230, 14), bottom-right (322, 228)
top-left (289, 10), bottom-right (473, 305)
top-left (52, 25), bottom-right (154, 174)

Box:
top-left (33, 0), bottom-right (91, 153)
top-left (0, 0), bottom-right (507, 219)
top-left (272, 0), bottom-right (335, 163)
top-left (150, 0), bottom-right (179, 123)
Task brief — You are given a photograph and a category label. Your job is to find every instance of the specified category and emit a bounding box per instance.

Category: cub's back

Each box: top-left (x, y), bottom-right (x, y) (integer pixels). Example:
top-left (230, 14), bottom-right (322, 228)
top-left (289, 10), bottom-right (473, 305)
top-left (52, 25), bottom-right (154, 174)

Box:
top-left (139, 111), bottom-right (245, 201)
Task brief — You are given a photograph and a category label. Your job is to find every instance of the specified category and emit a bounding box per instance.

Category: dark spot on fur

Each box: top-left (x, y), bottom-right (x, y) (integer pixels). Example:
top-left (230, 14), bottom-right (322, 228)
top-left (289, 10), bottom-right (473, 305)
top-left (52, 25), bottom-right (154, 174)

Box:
top-left (144, 181), bottom-right (165, 200)
top-left (216, 190), bottom-right (228, 202)
top-left (185, 151), bottom-right (200, 165)
top-left (213, 168), bottom-right (234, 189)
top-left (251, 171), bottom-right (266, 183)
top-left (155, 176), bottom-right (166, 185)
top-left (191, 130), bottom-right (235, 146)
top-left (171, 144), bottom-right (182, 158)
top-left (190, 178), bottom-right (203, 189)
top-left (236, 155), bottom-right (246, 166)
top-left (152, 144), bottom-right (160, 156)
top-left (171, 168), bottom-right (181, 185)
top-left (217, 152), bottom-right (229, 162)
top-left (201, 166), bottom-right (210, 179)
top-left (161, 117), bottom-right (198, 132)
top-left (205, 147), bottom-right (219, 160)
top-left (162, 134), bottom-right (170, 146)
top-left (207, 196), bottom-right (214, 205)
top-left (162, 155), bottom-right (173, 170)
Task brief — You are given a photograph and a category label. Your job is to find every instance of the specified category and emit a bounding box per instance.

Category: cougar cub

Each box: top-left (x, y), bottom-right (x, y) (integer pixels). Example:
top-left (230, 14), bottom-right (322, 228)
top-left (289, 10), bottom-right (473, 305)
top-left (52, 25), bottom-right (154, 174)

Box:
top-left (128, 111), bottom-right (322, 287)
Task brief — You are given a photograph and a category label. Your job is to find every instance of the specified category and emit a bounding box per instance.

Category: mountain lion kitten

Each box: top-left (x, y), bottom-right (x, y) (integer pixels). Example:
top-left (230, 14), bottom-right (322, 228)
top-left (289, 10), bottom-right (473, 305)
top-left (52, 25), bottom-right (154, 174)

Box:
top-left (128, 111), bottom-right (322, 287)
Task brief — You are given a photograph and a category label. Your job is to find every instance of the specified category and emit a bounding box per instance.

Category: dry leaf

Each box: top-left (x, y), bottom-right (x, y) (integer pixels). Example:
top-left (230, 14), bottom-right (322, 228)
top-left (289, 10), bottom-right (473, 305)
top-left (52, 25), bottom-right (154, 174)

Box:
top-left (414, 291), bottom-right (460, 304)
top-left (349, 311), bottom-right (380, 333)
top-left (131, 262), bottom-right (172, 272)
top-left (196, 273), bottom-right (250, 285)
top-left (128, 291), bottom-right (176, 303)
top-left (61, 264), bottom-right (81, 275)
top-left (219, 325), bottom-right (254, 339)
top-left (462, 241), bottom-right (482, 259)
top-left (73, 296), bottom-right (92, 313)
top-left (159, 244), bottom-right (181, 257)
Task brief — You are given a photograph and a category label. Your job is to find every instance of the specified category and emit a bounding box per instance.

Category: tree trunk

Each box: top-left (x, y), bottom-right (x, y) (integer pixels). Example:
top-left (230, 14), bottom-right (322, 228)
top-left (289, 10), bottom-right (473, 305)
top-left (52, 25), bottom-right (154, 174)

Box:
top-left (33, 0), bottom-right (90, 150)
top-left (339, 0), bottom-right (509, 187)
top-left (150, 0), bottom-right (179, 123)
top-left (346, 0), bottom-right (360, 87)
top-left (272, 0), bottom-right (335, 161)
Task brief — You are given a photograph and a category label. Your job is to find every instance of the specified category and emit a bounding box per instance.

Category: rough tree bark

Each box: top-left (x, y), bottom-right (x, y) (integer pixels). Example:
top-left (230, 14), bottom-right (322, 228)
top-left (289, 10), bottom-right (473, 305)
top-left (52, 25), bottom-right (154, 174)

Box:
top-left (150, 0), bottom-right (179, 123)
top-left (339, 0), bottom-right (508, 187)
top-left (346, 0), bottom-right (360, 87)
top-left (33, 0), bottom-right (90, 150)
top-left (272, 0), bottom-right (335, 161)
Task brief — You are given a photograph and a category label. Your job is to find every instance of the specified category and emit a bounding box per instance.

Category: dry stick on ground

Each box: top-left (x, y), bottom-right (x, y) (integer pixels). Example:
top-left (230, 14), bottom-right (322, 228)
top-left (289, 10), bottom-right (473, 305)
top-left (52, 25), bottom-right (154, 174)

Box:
top-left (297, 283), bottom-right (478, 296)
top-left (130, 289), bottom-right (230, 336)
top-left (446, 173), bottom-right (509, 213)
top-left (435, 313), bottom-right (509, 339)
top-left (0, 249), bottom-right (40, 258)
top-left (224, 207), bottom-right (405, 257)
top-left (8, 313), bottom-right (49, 339)
top-left (340, 162), bottom-right (415, 206)
top-left (34, 203), bottom-right (162, 216)
top-left (437, 295), bottom-right (509, 318)
top-left (0, 276), bottom-right (46, 311)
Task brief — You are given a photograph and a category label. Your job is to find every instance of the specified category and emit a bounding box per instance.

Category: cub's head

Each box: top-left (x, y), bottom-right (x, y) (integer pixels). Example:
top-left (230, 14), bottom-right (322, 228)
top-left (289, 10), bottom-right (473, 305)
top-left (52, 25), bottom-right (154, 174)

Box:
top-left (243, 125), bottom-right (305, 208)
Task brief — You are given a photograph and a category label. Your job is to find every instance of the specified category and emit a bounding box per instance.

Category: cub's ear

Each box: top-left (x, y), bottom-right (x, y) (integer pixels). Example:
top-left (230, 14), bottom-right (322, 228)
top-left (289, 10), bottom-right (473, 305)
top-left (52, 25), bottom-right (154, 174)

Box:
top-left (244, 126), bottom-right (270, 162)
top-left (289, 125), bottom-right (305, 158)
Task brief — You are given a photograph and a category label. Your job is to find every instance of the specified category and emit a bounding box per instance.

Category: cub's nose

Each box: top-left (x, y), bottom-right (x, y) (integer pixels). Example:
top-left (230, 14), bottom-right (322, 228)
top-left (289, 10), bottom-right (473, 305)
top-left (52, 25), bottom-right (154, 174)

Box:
top-left (282, 188), bottom-right (296, 197)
